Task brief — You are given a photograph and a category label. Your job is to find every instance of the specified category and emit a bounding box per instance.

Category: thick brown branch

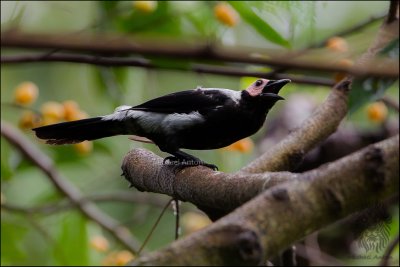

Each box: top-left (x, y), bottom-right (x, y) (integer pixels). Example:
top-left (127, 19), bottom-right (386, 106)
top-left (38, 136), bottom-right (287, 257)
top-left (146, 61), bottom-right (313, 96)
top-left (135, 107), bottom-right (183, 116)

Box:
top-left (0, 53), bottom-right (334, 87)
top-left (0, 120), bottom-right (140, 254)
top-left (130, 135), bottom-right (399, 265)
top-left (121, 149), bottom-right (295, 218)
top-left (1, 30), bottom-right (398, 78)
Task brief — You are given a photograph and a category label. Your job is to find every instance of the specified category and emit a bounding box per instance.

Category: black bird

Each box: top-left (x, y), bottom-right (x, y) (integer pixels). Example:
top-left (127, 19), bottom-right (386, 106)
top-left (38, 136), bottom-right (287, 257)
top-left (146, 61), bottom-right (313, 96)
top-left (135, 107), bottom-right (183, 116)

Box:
top-left (33, 78), bottom-right (290, 170)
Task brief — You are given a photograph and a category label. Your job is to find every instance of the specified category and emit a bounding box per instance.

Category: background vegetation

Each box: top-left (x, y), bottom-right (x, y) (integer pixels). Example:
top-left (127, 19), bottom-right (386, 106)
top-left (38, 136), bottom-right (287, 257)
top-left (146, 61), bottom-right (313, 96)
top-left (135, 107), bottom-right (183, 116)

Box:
top-left (1, 1), bottom-right (398, 266)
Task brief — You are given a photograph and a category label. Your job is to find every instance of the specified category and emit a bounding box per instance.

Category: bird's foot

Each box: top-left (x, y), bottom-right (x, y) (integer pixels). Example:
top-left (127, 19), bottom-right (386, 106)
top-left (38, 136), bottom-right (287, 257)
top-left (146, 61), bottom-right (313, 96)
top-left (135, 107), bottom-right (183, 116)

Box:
top-left (162, 157), bottom-right (218, 171)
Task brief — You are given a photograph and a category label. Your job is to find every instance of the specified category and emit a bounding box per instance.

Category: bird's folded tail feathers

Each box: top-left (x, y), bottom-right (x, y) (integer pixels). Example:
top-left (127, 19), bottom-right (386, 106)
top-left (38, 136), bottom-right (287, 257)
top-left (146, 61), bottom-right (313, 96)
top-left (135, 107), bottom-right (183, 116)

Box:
top-left (32, 117), bottom-right (128, 145)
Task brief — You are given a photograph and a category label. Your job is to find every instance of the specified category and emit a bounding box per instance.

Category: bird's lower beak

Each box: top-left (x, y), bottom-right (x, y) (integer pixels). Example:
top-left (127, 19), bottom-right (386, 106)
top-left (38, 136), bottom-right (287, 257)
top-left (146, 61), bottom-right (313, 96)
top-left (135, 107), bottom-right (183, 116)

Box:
top-left (260, 93), bottom-right (285, 100)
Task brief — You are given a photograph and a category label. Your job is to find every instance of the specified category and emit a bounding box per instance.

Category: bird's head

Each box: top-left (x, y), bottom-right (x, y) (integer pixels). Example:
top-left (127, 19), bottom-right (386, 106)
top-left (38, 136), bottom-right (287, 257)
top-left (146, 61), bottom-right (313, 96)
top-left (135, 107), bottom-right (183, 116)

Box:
top-left (245, 78), bottom-right (291, 101)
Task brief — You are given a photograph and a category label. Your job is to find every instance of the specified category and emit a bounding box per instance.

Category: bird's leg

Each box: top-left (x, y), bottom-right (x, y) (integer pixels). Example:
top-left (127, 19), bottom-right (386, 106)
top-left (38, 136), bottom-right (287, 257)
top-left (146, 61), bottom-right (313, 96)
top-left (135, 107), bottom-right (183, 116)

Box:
top-left (163, 150), bottom-right (218, 171)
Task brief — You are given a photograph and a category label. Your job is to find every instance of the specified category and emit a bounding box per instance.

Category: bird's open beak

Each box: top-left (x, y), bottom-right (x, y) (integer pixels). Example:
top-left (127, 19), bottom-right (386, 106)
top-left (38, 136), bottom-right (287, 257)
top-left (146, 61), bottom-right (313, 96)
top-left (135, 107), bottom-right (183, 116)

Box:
top-left (260, 93), bottom-right (285, 100)
top-left (261, 79), bottom-right (291, 97)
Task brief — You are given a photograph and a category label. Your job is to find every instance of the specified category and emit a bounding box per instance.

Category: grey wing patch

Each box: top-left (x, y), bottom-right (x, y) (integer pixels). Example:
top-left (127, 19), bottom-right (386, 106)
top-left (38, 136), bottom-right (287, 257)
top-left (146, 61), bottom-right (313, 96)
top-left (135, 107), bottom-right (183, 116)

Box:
top-left (102, 106), bottom-right (133, 121)
top-left (162, 111), bottom-right (205, 134)
top-left (201, 88), bottom-right (241, 104)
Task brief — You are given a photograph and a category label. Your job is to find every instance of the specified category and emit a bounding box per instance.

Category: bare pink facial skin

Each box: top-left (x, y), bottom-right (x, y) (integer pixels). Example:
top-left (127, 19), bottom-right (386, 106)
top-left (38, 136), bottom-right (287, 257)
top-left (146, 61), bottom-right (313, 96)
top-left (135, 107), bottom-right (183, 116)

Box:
top-left (245, 79), bottom-right (269, 96)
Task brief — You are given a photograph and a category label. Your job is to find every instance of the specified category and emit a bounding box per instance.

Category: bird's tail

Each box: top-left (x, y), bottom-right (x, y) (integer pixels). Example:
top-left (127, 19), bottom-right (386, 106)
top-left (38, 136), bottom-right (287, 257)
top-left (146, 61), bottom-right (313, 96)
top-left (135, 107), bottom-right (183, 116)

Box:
top-left (32, 117), bottom-right (128, 145)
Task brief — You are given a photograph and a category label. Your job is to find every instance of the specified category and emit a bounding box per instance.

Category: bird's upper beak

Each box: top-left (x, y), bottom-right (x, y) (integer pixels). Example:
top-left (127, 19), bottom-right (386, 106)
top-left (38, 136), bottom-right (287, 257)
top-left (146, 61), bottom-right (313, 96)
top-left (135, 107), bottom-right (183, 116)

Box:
top-left (261, 79), bottom-right (291, 100)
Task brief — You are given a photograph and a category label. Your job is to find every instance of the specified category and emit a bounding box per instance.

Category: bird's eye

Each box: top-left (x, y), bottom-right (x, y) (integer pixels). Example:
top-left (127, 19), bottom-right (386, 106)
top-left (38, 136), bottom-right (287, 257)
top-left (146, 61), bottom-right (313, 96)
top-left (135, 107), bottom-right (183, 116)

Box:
top-left (255, 80), bottom-right (263, 86)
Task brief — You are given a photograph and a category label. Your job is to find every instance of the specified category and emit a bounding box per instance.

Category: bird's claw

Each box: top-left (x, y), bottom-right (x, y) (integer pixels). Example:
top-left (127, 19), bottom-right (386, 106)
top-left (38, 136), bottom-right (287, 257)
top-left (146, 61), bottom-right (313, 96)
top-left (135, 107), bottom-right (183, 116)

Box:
top-left (200, 162), bottom-right (218, 171)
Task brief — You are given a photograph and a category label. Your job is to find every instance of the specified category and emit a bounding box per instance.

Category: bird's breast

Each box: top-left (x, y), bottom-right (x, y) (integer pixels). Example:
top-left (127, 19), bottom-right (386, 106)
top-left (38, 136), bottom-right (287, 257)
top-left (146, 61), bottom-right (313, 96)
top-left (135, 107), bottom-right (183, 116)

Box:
top-left (177, 108), bottom-right (267, 150)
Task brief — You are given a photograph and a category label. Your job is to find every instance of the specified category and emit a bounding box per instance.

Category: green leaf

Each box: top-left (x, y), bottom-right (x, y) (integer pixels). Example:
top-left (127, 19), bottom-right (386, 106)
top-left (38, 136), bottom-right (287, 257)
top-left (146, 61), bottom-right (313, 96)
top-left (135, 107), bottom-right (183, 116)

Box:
top-left (287, 1), bottom-right (317, 49)
top-left (228, 1), bottom-right (290, 48)
top-left (348, 38), bottom-right (399, 113)
top-left (53, 212), bottom-right (89, 265)
top-left (1, 220), bottom-right (28, 264)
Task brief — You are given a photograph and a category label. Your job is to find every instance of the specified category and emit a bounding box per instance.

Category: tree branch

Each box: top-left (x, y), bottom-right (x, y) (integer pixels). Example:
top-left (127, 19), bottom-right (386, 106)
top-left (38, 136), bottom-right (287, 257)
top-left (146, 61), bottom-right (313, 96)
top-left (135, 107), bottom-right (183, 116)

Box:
top-left (1, 191), bottom-right (171, 215)
top-left (121, 148), bottom-right (295, 219)
top-left (242, 79), bottom-right (350, 173)
top-left (0, 120), bottom-right (140, 254)
top-left (241, 8), bottom-right (399, 174)
top-left (0, 53), bottom-right (334, 87)
top-left (128, 135), bottom-right (398, 265)
top-left (1, 30), bottom-right (398, 79)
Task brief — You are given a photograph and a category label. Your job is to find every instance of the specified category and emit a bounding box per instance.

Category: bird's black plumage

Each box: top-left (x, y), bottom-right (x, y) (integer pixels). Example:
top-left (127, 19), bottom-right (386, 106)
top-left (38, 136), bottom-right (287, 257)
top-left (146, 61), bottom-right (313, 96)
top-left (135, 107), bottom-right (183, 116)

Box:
top-left (33, 79), bottom-right (290, 169)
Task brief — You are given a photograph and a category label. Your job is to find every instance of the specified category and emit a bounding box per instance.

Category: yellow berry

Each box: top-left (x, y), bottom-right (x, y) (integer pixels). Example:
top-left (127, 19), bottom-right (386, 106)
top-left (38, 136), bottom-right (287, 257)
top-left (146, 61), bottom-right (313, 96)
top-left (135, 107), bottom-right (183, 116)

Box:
top-left (115, 250), bottom-right (135, 266)
top-left (14, 82), bottom-right (39, 106)
top-left (181, 212), bottom-right (211, 234)
top-left (40, 116), bottom-right (59, 126)
top-left (18, 111), bottom-right (42, 129)
top-left (102, 251), bottom-right (135, 266)
top-left (40, 101), bottom-right (65, 122)
top-left (70, 110), bottom-right (89, 121)
top-left (74, 141), bottom-right (93, 155)
top-left (367, 102), bottom-right (388, 123)
top-left (63, 100), bottom-right (80, 121)
top-left (133, 1), bottom-right (157, 13)
top-left (326, 36), bottom-right (348, 52)
top-left (102, 252), bottom-right (118, 266)
top-left (214, 2), bottom-right (239, 27)
top-left (223, 137), bottom-right (254, 153)
top-left (90, 235), bottom-right (109, 253)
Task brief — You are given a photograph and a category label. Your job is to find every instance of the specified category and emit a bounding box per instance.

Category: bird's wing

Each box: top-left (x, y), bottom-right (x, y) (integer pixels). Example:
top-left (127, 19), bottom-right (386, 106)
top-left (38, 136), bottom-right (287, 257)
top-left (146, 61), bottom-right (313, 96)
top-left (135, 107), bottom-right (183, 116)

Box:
top-left (129, 88), bottom-right (239, 113)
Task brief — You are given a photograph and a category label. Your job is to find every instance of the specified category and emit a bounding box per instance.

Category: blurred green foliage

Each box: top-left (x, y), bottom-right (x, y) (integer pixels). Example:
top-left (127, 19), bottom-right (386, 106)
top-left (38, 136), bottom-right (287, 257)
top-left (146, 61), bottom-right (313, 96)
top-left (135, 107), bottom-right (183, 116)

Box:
top-left (1, 1), bottom-right (398, 266)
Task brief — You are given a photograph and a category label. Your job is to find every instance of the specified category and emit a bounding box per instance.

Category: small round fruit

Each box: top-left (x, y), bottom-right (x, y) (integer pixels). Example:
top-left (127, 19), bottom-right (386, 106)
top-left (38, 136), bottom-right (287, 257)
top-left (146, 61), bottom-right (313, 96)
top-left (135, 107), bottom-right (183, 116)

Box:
top-left (133, 1), bottom-right (157, 13)
top-left (367, 102), bottom-right (388, 123)
top-left (102, 250), bottom-right (135, 266)
top-left (326, 36), bottom-right (348, 52)
top-left (74, 141), bottom-right (93, 155)
top-left (115, 250), bottom-right (135, 266)
top-left (90, 235), bottom-right (109, 253)
top-left (18, 111), bottom-right (42, 129)
top-left (63, 100), bottom-right (80, 121)
top-left (41, 101), bottom-right (65, 121)
top-left (181, 212), bottom-right (211, 234)
top-left (223, 137), bottom-right (254, 153)
top-left (214, 2), bottom-right (239, 27)
top-left (14, 82), bottom-right (39, 106)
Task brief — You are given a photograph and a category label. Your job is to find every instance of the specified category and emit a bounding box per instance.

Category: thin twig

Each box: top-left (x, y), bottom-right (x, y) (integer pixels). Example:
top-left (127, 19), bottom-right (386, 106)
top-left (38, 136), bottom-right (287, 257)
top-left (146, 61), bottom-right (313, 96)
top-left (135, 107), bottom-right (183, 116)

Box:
top-left (0, 120), bottom-right (140, 254)
top-left (279, 14), bottom-right (386, 64)
top-left (174, 199), bottom-right (180, 240)
top-left (137, 198), bottom-right (174, 255)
